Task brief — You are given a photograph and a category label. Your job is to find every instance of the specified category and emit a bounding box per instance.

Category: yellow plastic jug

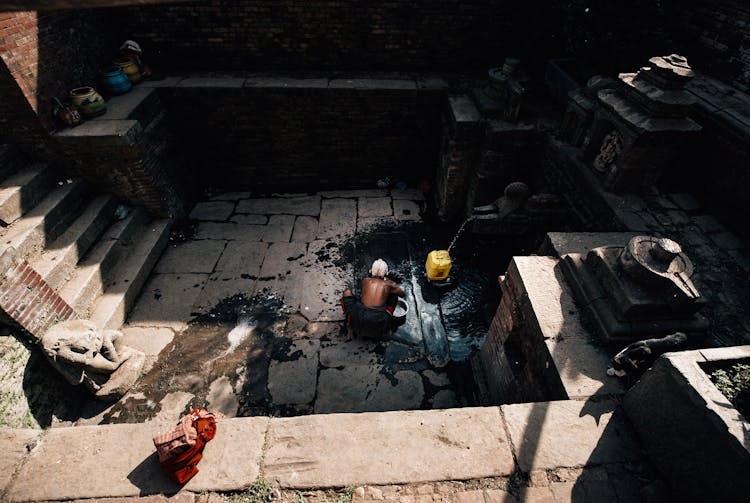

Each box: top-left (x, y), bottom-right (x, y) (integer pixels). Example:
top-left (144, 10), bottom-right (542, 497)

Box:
top-left (426, 250), bottom-right (452, 281)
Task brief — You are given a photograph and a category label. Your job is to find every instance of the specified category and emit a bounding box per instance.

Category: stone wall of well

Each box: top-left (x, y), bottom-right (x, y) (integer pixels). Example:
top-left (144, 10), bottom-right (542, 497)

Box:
top-left (160, 79), bottom-right (444, 191)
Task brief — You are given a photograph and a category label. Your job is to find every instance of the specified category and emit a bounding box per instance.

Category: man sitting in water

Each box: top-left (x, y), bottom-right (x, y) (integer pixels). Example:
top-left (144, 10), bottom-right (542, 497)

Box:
top-left (341, 259), bottom-right (405, 340)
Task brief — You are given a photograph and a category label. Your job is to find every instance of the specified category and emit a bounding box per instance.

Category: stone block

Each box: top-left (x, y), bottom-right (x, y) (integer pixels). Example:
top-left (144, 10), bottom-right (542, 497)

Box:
top-left (692, 215), bottom-right (724, 234)
top-left (236, 196), bottom-right (321, 216)
top-left (231, 214), bottom-right (267, 226)
top-left (177, 77), bottom-right (245, 88)
top-left (245, 77), bottom-right (329, 89)
top-left (319, 189), bottom-right (388, 198)
top-left (189, 201), bottom-right (235, 221)
top-left (195, 222), bottom-right (264, 241)
top-left (262, 214), bottom-right (295, 243)
top-left (0, 428), bottom-right (41, 492)
top-left (215, 241), bottom-right (268, 274)
top-left (623, 350), bottom-right (750, 502)
top-left (317, 198), bottom-right (357, 239)
top-left (154, 240), bottom-right (226, 274)
top-left (358, 197), bottom-right (393, 218)
top-left (391, 188), bottom-right (425, 201)
top-left (667, 193), bottom-right (701, 212)
top-left (54, 119), bottom-right (142, 146)
top-left (263, 407), bottom-right (514, 487)
top-left (501, 399), bottom-right (642, 471)
top-left (710, 231), bottom-right (745, 250)
top-left (91, 88), bottom-right (156, 121)
top-left (300, 240), bottom-right (351, 321)
top-left (329, 79), bottom-right (416, 90)
top-left (121, 326), bottom-right (175, 357)
top-left (448, 96), bottom-right (481, 124)
top-left (191, 273), bottom-right (257, 315)
top-left (543, 232), bottom-right (637, 257)
top-left (291, 215), bottom-right (319, 242)
top-left (268, 339), bottom-right (320, 405)
top-left (139, 76), bottom-right (185, 88)
top-left (128, 273), bottom-right (209, 332)
top-left (393, 199), bottom-right (421, 221)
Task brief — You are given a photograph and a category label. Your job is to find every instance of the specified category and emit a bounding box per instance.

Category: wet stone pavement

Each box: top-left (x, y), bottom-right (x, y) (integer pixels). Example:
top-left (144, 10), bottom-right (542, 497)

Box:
top-left (78, 189), bottom-right (498, 424)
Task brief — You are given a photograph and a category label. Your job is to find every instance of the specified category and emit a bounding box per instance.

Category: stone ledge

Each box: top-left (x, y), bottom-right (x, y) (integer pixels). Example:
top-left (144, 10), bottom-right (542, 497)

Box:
top-left (54, 119), bottom-right (143, 146)
top-left (263, 408), bottom-right (515, 488)
top-left (623, 348), bottom-right (750, 502)
top-left (501, 399), bottom-right (642, 472)
top-left (4, 418), bottom-right (267, 501)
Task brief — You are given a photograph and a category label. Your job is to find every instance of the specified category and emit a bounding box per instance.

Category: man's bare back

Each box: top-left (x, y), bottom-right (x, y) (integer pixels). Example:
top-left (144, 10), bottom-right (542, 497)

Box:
top-left (360, 277), bottom-right (404, 307)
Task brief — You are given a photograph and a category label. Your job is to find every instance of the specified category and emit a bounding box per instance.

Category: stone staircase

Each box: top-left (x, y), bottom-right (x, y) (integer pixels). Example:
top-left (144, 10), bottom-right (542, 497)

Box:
top-left (0, 144), bottom-right (172, 337)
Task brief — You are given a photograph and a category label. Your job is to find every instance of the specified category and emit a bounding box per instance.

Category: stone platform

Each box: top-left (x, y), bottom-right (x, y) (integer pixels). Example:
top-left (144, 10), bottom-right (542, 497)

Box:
top-left (0, 400), bottom-right (648, 502)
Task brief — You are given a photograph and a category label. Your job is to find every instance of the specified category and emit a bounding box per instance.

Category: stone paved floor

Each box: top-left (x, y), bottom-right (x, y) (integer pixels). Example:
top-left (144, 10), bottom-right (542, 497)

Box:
top-left (84, 188), bottom-right (489, 424)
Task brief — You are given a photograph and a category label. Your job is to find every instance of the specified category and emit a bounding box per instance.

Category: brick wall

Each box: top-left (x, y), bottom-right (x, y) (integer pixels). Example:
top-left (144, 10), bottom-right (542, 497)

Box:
top-left (159, 81), bottom-right (443, 191)
top-left (666, 0), bottom-right (750, 91)
top-left (0, 9), bottom-right (117, 133)
top-left (0, 259), bottom-right (77, 339)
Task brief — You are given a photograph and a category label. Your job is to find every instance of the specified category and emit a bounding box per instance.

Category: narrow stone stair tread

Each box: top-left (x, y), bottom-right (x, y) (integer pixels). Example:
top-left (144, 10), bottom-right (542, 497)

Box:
top-left (89, 218), bottom-right (172, 330)
top-left (0, 163), bottom-right (56, 226)
top-left (30, 195), bottom-right (117, 290)
top-left (59, 208), bottom-right (148, 315)
top-left (0, 180), bottom-right (87, 271)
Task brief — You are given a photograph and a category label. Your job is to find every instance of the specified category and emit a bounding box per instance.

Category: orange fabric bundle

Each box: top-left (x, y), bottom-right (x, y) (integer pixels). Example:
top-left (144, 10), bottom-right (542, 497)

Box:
top-left (152, 408), bottom-right (220, 484)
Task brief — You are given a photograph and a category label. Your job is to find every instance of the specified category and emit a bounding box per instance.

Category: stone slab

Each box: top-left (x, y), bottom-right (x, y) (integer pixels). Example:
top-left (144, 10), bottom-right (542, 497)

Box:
top-left (449, 96), bottom-right (481, 123)
top-left (319, 340), bottom-right (381, 367)
top-left (291, 216), bottom-right (319, 242)
top-left (391, 188), bottom-right (425, 201)
top-left (6, 418), bottom-right (267, 501)
top-left (543, 232), bottom-right (638, 257)
top-left (138, 76), bottom-right (185, 88)
top-left (54, 119), bottom-right (142, 144)
top-left (154, 240), bottom-right (226, 274)
top-left (194, 222), bottom-right (264, 241)
top-left (300, 240), bottom-right (351, 321)
top-left (189, 201), bottom-right (235, 221)
top-left (214, 241), bottom-right (267, 274)
top-left (244, 77), bottom-right (329, 89)
top-left (91, 88), bottom-right (155, 121)
top-left (268, 339), bottom-right (320, 405)
top-left (317, 198), bottom-right (357, 239)
top-left (263, 407), bottom-right (514, 487)
top-left (329, 79), bottom-right (416, 90)
top-left (358, 197), bottom-right (393, 218)
top-left (0, 428), bottom-right (41, 492)
top-left (501, 399), bottom-right (641, 471)
top-left (190, 273), bottom-right (258, 314)
top-left (177, 77), bottom-right (245, 88)
top-left (231, 214), bottom-right (267, 225)
top-left (258, 242), bottom-right (308, 310)
top-left (319, 189), bottom-right (387, 198)
top-left (393, 199), bottom-right (421, 221)
top-left (236, 196), bottom-right (321, 216)
top-left (262, 214), bottom-right (295, 243)
top-left (211, 191), bottom-right (252, 201)
top-left (357, 216), bottom-right (399, 233)
top-left (121, 326), bottom-right (175, 357)
top-left (510, 256), bottom-right (624, 397)
top-left (128, 273), bottom-right (208, 332)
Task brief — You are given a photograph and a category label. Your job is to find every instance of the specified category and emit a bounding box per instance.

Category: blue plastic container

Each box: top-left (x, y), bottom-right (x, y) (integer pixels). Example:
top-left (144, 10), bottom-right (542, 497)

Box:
top-left (101, 66), bottom-right (132, 95)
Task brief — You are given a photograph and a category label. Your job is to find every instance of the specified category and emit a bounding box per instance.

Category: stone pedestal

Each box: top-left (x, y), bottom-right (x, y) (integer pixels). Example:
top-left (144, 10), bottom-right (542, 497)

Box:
top-left (582, 55), bottom-right (702, 193)
top-left (561, 235), bottom-right (709, 343)
top-left (560, 76), bottom-right (617, 147)
top-left (473, 58), bottom-right (528, 121)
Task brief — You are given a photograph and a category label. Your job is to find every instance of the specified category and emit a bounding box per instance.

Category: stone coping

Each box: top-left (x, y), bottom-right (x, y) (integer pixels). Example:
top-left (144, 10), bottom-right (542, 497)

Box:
top-left (148, 74), bottom-right (448, 91)
top-left (623, 346), bottom-right (750, 502)
top-left (0, 401), bottom-right (643, 501)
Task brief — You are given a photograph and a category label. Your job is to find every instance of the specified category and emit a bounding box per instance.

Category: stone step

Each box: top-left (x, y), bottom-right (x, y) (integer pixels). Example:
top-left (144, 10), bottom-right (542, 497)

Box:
top-left (0, 164), bottom-right (58, 226)
top-left (0, 144), bottom-right (25, 181)
top-left (59, 207), bottom-right (149, 316)
top-left (0, 180), bottom-right (87, 274)
top-left (89, 217), bottom-right (172, 330)
top-left (29, 195), bottom-right (118, 291)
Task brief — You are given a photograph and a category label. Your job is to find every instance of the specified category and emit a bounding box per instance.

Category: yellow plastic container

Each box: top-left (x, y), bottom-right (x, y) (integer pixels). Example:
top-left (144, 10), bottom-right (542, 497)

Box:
top-left (426, 250), bottom-right (452, 281)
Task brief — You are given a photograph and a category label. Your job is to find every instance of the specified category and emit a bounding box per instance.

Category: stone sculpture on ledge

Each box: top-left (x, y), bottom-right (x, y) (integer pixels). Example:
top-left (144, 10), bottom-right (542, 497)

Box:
top-left (561, 235), bottom-right (708, 343)
top-left (580, 54), bottom-right (701, 193)
top-left (40, 319), bottom-right (145, 400)
top-left (474, 57), bottom-right (528, 121)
